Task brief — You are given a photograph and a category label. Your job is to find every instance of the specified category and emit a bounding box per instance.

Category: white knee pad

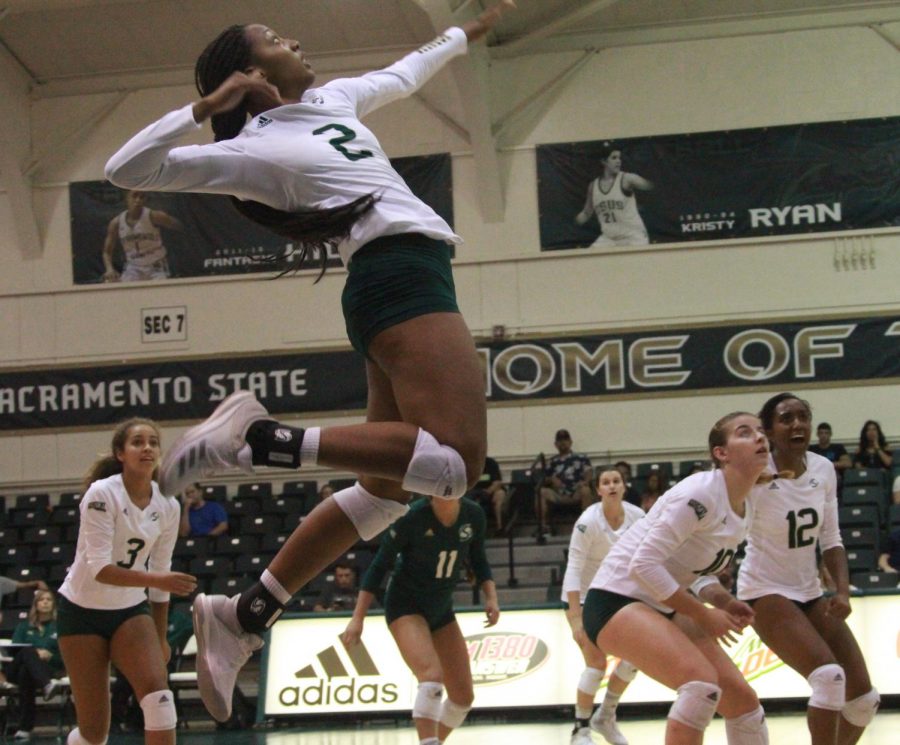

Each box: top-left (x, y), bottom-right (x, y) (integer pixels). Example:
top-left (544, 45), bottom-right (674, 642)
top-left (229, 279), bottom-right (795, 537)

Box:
top-left (412, 681), bottom-right (443, 721)
top-left (401, 428), bottom-right (468, 499)
top-left (140, 689), bottom-right (177, 731)
top-left (841, 688), bottom-right (879, 727)
top-left (668, 680), bottom-right (721, 731)
top-left (332, 482), bottom-right (409, 540)
top-left (67, 728), bottom-right (107, 745)
top-left (612, 660), bottom-right (638, 684)
top-left (807, 663), bottom-right (845, 711)
top-left (577, 667), bottom-right (604, 696)
top-left (439, 698), bottom-right (472, 729)
top-left (725, 705), bottom-right (769, 745)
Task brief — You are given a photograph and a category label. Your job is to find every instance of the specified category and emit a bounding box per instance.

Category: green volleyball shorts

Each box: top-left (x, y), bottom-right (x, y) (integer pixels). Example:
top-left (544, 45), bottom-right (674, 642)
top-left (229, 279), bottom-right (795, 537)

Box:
top-left (57, 594), bottom-right (151, 639)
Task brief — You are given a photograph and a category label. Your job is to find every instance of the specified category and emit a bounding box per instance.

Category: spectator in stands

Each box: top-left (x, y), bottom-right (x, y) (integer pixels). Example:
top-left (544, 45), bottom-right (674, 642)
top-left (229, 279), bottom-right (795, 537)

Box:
top-left (468, 456), bottom-right (508, 535)
top-left (638, 471), bottom-right (664, 513)
top-left (613, 460), bottom-right (640, 506)
top-left (7, 589), bottom-right (65, 740)
top-left (179, 482), bottom-right (228, 538)
top-left (538, 430), bottom-right (594, 527)
top-left (878, 528), bottom-right (900, 573)
top-left (808, 422), bottom-right (852, 478)
top-left (316, 484), bottom-right (334, 504)
top-left (853, 420), bottom-right (893, 470)
top-left (314, 563), bottom-right (361, 612)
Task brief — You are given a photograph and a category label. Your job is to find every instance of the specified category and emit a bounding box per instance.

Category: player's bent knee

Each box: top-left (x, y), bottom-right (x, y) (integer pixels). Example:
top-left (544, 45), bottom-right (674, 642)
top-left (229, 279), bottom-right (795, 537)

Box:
top-left (842, 688), bottom-right (879, 727)
top-left (401, 429), bottom-right (467, 500)
top-left (724, 705), bottom-right (769, 745)
top-left (412, 681), bottom-right (443, 721)
top-left (613, 660), bottom-right (638, 683)
top-left (67, 728), bottom-right (107, 745)
top-left (577, 667), bottom-right (604, 696)
top-left (668, 680), bottom-right (721, 731)
top-left (140, 689), bottom-right (177, 731)
top-left (333, 482), bottom-right (409, 541)
top-left (440, 698), bottom-right (472, 729)
top-left (807, 663), bottom-right (845, 711)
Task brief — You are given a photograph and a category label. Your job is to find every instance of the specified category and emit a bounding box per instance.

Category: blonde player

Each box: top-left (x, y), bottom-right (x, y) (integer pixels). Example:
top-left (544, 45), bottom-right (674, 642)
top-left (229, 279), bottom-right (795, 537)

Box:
top-left (104, 1), bottom-right (516, 723)
top-left (563, 467), bottom-right (644, 745)
top-left (57, 419), bottom-right (197, 745)
top-left (102, 190), bottom-right (183, 281)
top-left (584, 413), bottom-right (771, 745)
top-left (575, 144), bottom-right (653, 247)
top-left (737, 393), bottom-right (877, 744)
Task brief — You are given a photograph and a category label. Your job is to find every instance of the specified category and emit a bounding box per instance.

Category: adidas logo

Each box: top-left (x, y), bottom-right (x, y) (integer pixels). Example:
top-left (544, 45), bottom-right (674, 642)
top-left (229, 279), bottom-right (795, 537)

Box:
top-left (257, 115), bottom-right (272, 128)
top-left (769, 482), bottom-right (779, 490)
top-left (177, 441), bottom-right (207, 478)
top-left (280, 640), bottom-right (399, 706)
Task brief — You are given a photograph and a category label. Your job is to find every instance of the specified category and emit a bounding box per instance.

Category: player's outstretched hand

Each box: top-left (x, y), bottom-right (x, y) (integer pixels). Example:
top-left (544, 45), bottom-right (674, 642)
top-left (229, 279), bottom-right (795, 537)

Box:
top-left (483, 599), bottom-right (500, 627)
top-left (156, 571), bottom-right (198, 596)
top-left (463, 0), bottom-right (516, 43)
top-left (723, 598), bottom-right (755, 629)
top-left (340, 618), bottom-right (363, 648)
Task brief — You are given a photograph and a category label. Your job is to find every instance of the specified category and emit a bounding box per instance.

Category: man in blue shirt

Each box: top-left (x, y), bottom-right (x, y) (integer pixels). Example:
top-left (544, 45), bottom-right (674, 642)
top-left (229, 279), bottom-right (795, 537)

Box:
top-left (179, 482), bottom-right (228, 537)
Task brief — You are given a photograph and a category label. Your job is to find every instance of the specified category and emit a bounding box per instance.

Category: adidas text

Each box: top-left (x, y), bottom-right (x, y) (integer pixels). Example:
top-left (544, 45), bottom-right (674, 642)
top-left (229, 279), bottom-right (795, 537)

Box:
top-left (279, 679), bottom-right (399, 707)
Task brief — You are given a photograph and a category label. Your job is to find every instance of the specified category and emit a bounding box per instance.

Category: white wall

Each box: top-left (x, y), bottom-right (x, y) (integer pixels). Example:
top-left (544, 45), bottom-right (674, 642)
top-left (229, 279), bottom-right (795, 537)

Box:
top-left (1, 25), bottom-right (898, 486)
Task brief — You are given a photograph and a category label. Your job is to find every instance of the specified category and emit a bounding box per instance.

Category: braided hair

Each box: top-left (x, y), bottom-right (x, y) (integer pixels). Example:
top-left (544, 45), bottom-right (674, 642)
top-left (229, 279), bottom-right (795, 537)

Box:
top-left (194, 26), bottom-right (376, 281)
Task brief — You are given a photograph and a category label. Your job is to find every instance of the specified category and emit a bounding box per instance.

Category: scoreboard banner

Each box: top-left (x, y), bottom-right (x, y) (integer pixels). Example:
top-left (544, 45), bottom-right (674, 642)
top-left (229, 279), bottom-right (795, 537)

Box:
top-left (538, 117), bottom-right (900, 250)
top-left (261, 595), bottom-right (900, 718)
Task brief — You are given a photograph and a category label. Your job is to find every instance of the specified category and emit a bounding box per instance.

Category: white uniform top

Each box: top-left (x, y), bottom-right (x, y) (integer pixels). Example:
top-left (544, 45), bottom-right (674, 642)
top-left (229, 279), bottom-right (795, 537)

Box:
top-left (118, 207), bottom-right (166, 268)
top-left (590, 172), bottom-right (647, 242)
top-left (737, 452), bottom-right (842, 602)
top-left (105, 29), bottom-right (468, 266)
top-left (590, 470), bottom-right (751, 613)
top-left (59, 474), bottom-right (180, 610)
top-left (562, 500), bottom-right (645, 603)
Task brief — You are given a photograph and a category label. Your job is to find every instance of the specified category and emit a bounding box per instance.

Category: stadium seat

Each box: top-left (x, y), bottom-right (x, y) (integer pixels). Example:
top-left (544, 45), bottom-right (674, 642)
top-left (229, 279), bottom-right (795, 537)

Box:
top-left (678, 460), bottom-right (710, 477)
top-left (188, 556), bottom-right (233, 581)
top-left (14, 493), bottom-right (50, 511)
top-left (57, 492), bottom-right (82, 508)
top-left (201, 484), bottom-right (228, 501)
top-left (259, 533), bottom-right (289, 553)
top-left (35, 543), bottom-right (75, 567)
top-left (22, 525), bottom-right (62, 545)
top-left (636, 462), bottom-right (673, 479)
top-left (262, 495), bottom-right (307, 517)
top-left (49, 507), bottom-right (79, 528)
top-left (844, 548), bottom-right (876, 573)
top-left (839, 505), bottom-right (880, 528)
top-left (281, 480), bottom-right (318, 498)
top-left (214, 534), bottom-right (261, 558)
top-left (242, 515), bottom-right (281, 536)
top-left (850, 571), bottom-right (899, 591)
top-left (237, 482), bottom-right (273, 498)
top-left (8, 509), bottom-right (49, 528)
top-left (234, 554), bottom-right (270, 576)
top-left (840, 525), bottom-right (878, 551)
top-left (842, 468), bottom-right (884, 487)
top-left (841, 486), bottom-right (884, 509)
top-left (888, 504), bottom-right (900, 529)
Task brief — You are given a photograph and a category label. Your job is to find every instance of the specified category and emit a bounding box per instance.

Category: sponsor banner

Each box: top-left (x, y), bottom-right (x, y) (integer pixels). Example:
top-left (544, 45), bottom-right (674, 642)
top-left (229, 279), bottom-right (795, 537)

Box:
top-left (2, 315), bottom-right (899, 430)
top-left (70, 154), bottom-right (453, 284)
top-left (537, 117), bottom-right (900, 250)
top-left (263, 596), bottom-right (900, 717)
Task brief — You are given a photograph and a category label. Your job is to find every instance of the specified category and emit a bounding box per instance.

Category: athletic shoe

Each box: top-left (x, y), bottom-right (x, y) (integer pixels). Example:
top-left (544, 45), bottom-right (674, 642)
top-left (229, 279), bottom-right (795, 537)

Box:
top-left (570, 725), bottom-right (595, 745)
top-left (158, 391), bottom-right (268, 496)
top-left (591, 710), bottom-right (628, 745)
top-left (193, 593), bottom-right (264, 722)
top-left (13, 730), bottom-right (31, 740)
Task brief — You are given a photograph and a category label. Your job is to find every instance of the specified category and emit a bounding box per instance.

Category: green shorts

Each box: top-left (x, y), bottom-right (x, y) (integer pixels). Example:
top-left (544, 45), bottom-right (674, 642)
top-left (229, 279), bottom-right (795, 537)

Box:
top-left (582, 589), bottom-right (675, 644)
top-left (342, 233), bottom-right (459, 357)
top-left (57, 594), bottom-right (151, 640)
top-left (384, 583), bottom-right (455, 632)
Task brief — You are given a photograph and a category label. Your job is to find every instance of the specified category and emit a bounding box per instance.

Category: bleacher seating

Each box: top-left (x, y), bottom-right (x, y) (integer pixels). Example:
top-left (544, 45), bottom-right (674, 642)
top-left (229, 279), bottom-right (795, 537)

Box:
top-left (851, 571), bottom-right (899, 591)
top-left (237, 482), bottom-right (272, 499)
top-left (841, 485), bottom-right (885, 508)
top-left (845, 548), bottom-right (877, 573)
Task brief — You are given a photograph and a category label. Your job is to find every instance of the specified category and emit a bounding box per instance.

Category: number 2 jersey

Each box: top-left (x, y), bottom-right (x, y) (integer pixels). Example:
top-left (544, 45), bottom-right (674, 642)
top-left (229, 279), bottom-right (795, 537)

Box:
top-left (104, 28), bottom-right (469, 266)
top-left (59, 474), bottom-right (180, 610)
top-left (737, 451), bottom-right (842, 602)
top-left (361, 497), bottom-right (492, 600)
top-left (590, 470), bottom-right (751, 613)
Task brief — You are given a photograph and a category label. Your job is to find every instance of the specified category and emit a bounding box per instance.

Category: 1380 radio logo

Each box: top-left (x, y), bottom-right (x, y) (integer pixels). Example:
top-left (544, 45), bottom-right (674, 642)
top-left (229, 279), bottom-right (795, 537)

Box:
top-left (465, 631), bottom-right (549, 685)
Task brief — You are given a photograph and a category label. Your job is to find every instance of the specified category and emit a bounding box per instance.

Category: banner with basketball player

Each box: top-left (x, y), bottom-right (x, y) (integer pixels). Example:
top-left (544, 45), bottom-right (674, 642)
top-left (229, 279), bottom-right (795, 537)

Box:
top-left (537, 117), bottom-right (900, 250)
top-left (2, 315), bottom-right (898, 431)
top-left (69, 153), bottom-right (454, 284)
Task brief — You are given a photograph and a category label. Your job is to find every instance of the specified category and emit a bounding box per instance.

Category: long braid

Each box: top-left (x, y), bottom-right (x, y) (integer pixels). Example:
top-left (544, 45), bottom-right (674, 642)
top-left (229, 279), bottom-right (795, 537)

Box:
top-left (194, 25), bottom-right (376, 280)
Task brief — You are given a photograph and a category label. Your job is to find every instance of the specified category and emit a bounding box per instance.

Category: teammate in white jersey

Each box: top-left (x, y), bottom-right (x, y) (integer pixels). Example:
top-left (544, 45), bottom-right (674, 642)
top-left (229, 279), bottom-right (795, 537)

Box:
top-left (575, 144), bottom-right (653, 247)
top-left (102, 190), bottom-right (183, 282)
top-left (739, 394), bottom-right (878, 744)
top-left (562, 467), bottom-right (644, 745)
top-left (57, 419), bottom-right (196, 745)
top-left (104, 1), bottom-right (515, 723)
top-left (585, 413), bottom-right (771, 745)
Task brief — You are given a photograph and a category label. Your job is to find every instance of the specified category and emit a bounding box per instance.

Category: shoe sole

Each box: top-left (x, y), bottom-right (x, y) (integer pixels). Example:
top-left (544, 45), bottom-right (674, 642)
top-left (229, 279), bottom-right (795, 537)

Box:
top-left (193, 593), bottom-right (232, 722)
top-left (159, 391), bottom-right (264, 496)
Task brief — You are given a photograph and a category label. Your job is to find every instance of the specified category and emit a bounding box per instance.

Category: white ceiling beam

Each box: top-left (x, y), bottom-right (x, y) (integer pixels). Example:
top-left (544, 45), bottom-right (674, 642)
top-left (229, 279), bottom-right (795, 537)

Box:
top-left (868, 22), bottom-right (900, 53)
top-left (498, 0), bottom-right (624, 57)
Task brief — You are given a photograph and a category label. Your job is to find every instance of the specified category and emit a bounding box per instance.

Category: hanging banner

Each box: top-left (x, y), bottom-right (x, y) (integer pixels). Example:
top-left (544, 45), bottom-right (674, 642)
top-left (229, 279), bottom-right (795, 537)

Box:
top-left (537, 117), bottom-right (900, 250)
top-left (70, 154), bottom-right (453, 284)
top-left (1, 316), bottom-right (898, 430)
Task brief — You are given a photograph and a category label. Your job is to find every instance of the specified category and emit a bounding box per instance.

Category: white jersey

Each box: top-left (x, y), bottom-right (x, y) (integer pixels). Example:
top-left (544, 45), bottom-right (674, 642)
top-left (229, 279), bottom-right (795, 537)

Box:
top-left (737, 452), bottom-right (842, 602)
top-left (105, 29), bottom-right (468, 266)
top-left (562, 501), bottom-right (645, 603)
top-left (59, 474), bottom-right (180, 610)
top-left (589, 172), bottom-right (648, 245)
top-left (118, 207), bottom-right (167, 268)
top-left (591, 470), bottom-right (751, 613)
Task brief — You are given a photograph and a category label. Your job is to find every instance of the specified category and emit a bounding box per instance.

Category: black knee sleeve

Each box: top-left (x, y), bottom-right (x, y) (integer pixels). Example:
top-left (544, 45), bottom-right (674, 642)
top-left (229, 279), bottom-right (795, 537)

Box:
top-left (246, 420), bottom-right (304, 469)
top-left (236, 582), bottom-right (286, 634)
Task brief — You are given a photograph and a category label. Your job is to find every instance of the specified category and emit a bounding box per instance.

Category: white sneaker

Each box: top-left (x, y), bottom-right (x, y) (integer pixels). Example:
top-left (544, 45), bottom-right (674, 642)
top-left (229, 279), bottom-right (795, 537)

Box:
top-left (193, 593), bottom-right (264, 722)
top-left (13, 731), bottom-right (31, 741)
top-left (571, 726), bottom-right (595, 745)
top-left (158, 391), bottom-right (268, 496)
top-left (42, 678), bottom-right (62, 701)
top-left (591, 710), bottom-right (628, 745)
